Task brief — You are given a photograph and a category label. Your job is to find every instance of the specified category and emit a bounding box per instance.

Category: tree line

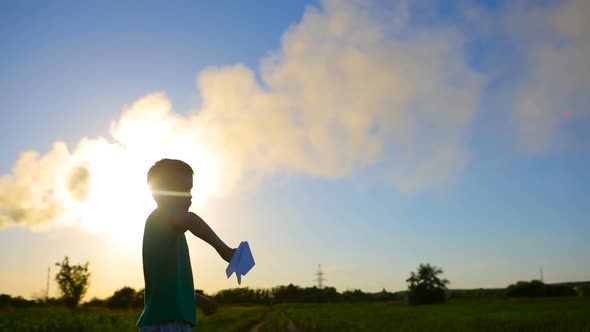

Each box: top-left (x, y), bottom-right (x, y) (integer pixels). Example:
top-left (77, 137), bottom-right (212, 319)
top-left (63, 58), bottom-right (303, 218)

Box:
top-left (1, 259), bottom-right (588, 309)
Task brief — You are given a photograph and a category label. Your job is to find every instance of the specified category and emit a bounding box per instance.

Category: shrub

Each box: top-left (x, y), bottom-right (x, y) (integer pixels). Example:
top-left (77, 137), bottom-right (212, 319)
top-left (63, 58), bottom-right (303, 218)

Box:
top-left (504, 280), bottom-right (576, 298)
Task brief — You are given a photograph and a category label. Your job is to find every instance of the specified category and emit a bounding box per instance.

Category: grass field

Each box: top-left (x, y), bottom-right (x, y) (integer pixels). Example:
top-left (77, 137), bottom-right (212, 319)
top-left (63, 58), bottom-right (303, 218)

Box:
top-left (0, 305), bottom-right (266, 332)
top-left (1, 297), bottom-right (589, 331)
top-left (279, 298), bottom-right (590, 331)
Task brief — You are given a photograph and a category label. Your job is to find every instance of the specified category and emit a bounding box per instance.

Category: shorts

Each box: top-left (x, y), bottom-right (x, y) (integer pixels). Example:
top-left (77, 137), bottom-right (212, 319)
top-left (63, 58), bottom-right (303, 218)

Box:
top-left (139, 320), bottom-right (192, 332)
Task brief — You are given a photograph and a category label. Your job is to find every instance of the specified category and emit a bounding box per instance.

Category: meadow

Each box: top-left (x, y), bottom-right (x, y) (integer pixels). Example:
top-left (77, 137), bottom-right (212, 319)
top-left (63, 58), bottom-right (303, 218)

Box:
top-left (1, 297), bottom-right (589, 332)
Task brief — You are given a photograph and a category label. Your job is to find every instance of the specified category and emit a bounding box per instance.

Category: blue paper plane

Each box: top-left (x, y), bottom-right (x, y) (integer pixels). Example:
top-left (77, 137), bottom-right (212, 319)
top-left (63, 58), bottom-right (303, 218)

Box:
top-left (226, 241), bottom-right (255, 284)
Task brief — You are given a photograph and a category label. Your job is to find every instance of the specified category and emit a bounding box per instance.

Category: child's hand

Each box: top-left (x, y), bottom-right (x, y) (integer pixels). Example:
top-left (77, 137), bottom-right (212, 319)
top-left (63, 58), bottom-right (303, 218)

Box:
top-left (196, 294), bottom-right (218, 316)
top-left (222, 247), bottom-right (237, 263)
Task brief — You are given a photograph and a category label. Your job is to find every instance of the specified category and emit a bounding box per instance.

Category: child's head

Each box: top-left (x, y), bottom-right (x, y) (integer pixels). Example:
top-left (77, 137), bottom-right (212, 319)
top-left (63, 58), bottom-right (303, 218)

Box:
top-left (147, 159), bottom-right (194, 211)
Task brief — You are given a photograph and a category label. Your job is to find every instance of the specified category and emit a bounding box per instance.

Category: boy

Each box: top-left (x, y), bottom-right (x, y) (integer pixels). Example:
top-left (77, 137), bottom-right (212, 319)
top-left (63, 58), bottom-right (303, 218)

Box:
top-left (137, 159), bottom-right (235, 331)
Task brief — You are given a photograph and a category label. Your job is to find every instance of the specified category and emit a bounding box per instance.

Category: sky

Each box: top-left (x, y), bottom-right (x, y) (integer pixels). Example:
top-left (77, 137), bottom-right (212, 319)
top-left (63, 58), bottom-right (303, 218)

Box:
top-left (0, 0), bottom-right (589, 301)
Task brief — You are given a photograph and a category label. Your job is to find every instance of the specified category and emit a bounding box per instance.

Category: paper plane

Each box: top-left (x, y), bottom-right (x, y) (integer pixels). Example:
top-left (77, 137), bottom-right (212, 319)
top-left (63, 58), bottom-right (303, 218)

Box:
top-left (226, 241), bottom-right (255, 285)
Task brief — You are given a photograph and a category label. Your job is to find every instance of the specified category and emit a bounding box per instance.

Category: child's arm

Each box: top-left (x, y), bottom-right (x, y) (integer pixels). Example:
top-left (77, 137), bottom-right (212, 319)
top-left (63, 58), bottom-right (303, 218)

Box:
top-left (173, 212), bottom-right (235, 262)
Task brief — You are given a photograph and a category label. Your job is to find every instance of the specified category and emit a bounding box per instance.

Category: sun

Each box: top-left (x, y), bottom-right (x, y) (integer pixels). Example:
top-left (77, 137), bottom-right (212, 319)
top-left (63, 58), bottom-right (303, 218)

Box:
top-left (61, 136), bottom-right (222, 251)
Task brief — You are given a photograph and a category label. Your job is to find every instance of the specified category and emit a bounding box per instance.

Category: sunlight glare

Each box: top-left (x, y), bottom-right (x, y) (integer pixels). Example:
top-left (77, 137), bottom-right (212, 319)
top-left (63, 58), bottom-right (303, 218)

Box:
top-left (60, 128), bottom-right (222, 251)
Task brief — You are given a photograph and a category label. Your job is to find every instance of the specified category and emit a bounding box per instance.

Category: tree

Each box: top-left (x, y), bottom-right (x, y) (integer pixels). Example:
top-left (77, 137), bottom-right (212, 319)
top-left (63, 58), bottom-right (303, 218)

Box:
top-left (107, 287), bottom-right (141, 309)
top-left (0, 294), bottom-right (11, 308)
top-left (574, 285), bottom-right (590, 297)
top-left (55, 256), bottom-right (91, 309)
top-left (504, 280), bottom-right (577, 298)
top-left (406, 263), bottom-right (449, 305)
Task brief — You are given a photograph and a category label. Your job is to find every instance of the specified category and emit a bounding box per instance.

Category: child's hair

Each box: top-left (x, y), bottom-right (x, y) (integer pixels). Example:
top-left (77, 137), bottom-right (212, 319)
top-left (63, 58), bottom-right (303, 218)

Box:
top-left (147, 159), bottom-right (194, 191)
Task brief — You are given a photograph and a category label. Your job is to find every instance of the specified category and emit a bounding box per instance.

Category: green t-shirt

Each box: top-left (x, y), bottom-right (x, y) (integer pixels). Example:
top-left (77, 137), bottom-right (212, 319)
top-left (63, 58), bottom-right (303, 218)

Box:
top-left (137, 208), bottom-right (197, 327)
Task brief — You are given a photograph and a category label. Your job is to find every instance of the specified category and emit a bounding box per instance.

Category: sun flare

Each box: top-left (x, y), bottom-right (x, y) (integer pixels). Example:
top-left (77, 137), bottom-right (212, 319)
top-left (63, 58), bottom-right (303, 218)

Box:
top-left (58, 103), bottom-right (223, 250)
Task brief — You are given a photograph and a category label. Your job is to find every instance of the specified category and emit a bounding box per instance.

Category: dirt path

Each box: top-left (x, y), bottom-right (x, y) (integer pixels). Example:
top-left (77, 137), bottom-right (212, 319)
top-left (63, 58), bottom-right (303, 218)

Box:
top-left (247, 312), bottom-right (270, 332)
top-left (281, 311), bottom-right (306, 332)
top-left (246, 310), bottom-right (306, 332)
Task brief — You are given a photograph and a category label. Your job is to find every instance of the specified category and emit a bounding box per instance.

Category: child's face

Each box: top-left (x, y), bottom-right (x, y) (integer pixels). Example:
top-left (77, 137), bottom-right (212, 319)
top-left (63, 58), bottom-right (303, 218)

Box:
top-left (171, 173), bottom-right (193, 211)
top-left (154, 173), bottom-right (193, 212)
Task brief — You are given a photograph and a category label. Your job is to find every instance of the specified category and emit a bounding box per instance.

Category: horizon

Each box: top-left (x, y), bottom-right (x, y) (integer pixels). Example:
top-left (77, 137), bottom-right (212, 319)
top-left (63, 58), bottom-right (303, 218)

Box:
top-left (7, 277), bottom-right (590, 302)
top-left (1, 0), bottom-right (589, 301)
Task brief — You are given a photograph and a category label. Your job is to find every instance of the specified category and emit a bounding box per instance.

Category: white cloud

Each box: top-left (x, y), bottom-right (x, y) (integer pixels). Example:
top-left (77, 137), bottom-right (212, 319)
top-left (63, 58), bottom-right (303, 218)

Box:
top-left (509, 0), bottom-right (590, 153)
top-left (196, 0), bottom-right (481, 191)
top-left (0, 0), bottom-right (483, 229)
top-left (0, 142), bottom-right (71, 229)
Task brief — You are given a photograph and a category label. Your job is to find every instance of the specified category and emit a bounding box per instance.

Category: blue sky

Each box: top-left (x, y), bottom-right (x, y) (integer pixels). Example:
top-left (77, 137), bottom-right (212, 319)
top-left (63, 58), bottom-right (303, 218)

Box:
top-left (1, 0), bottom-right (589, 300)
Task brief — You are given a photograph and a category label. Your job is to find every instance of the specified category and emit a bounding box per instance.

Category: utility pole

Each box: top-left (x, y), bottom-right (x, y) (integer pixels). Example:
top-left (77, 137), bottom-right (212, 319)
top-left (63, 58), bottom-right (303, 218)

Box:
top-left (46, 266), bottom-right (50, 301)
top-left (313, 264), bottom-right (327, 289)
top-left (540, 266), bottom-right (544, 283)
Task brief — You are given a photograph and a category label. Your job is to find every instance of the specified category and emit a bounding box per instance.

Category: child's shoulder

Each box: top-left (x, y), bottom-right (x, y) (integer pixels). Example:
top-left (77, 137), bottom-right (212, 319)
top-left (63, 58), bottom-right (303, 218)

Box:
top-left (146, 208), bottom-right (166, 224)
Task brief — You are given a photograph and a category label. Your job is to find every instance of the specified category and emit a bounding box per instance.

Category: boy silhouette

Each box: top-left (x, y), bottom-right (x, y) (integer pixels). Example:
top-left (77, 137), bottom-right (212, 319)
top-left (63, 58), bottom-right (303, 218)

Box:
top-left (137, 159), bottom-right (235, 331)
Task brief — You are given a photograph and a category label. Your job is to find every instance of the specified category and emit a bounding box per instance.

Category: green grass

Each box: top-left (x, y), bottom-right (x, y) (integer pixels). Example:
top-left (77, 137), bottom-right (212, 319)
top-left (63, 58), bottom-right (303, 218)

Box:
top-left (1, 298), bottom-right (589, 331)
top-left (279, 297), bottom-right (590, 331)
top-left (0, 306), bottom-right (138, 332)
top-left (0, 305), bottom-right (267, 332)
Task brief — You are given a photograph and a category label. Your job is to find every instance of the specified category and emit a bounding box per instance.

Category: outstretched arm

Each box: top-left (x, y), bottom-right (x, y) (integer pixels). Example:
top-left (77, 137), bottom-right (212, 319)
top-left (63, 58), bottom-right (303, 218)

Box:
top-left (172, 212), bottom-right (235, 262)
